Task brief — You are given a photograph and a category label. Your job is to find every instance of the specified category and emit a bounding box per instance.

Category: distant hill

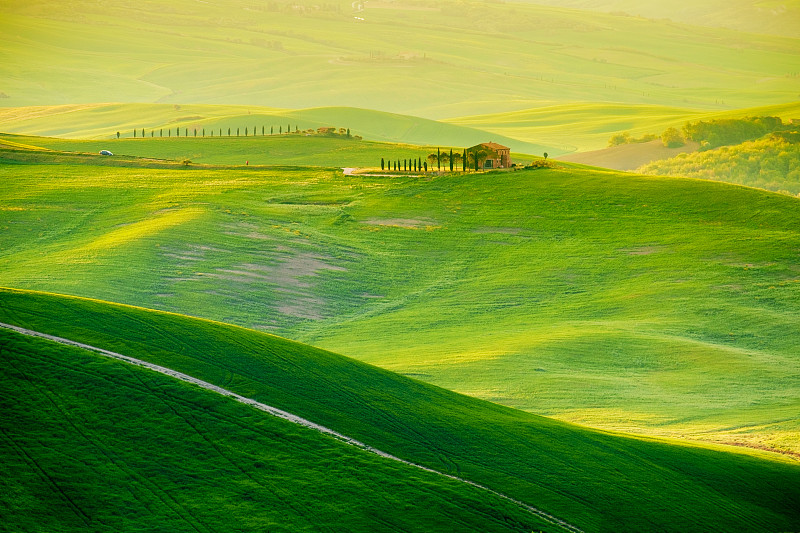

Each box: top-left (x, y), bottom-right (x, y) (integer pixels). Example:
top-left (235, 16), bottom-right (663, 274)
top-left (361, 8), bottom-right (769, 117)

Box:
top-left (0, 104), bottom-right (553, 155)
top-left (2, 287), bottom-right (799, 532)
top-left (511, 0), bottom-right (800, 37)
top-left (1, 0), bottom-right (798, 114)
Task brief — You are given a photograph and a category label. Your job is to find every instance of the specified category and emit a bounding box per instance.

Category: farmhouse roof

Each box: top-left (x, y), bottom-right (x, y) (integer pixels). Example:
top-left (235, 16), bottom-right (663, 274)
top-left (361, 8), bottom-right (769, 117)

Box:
top-left (472, 142), bottom-right (509, 151)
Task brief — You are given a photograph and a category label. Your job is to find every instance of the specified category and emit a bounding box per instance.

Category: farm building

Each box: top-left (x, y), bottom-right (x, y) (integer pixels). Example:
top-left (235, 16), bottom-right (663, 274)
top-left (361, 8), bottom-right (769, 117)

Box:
top-left (469, 142), bottom-right (511, 169)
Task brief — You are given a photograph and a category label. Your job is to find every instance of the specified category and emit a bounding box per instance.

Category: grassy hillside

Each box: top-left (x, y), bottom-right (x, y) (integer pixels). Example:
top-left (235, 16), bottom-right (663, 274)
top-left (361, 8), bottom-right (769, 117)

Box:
top-left (1, 0), bottom-right (798, 116)
top-left (0, 132), bottom-right (462, 168)
top-left (0, 326), bottom-right (554, 532)
top-left (446, 101), bottom-right (800, 152)
top-left (0, 104), bottom-right (552, 154)
top-left (1, 288), bottom-right (799, 532)
top-left (1, 153), bottom-right (798, 456)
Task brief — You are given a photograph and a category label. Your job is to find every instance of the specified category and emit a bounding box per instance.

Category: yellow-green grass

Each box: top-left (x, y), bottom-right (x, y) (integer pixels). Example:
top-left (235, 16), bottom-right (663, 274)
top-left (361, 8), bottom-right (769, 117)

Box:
top-left (0, 327), bottom-right (554, 532)
top-left (0, 132), bottom-right (473, 169)
top-left (0, 103), bottom-right (552, 155)
top-left (446, 101), bottom-right (800, 152)
top-left (1, 287), bottom-right (799, 532)
top-left (1, 156), bottom-right (799, 456)
top-left (1, 0), bottom-right (798, 116)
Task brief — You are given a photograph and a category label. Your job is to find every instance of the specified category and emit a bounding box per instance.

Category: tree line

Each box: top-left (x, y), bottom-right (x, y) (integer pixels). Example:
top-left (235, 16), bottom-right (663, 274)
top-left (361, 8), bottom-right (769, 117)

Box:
top-left (118, 125), bottom-right (357, 139)
top-left (609, 116), bottom-right (794, 151)
top-left (380, 147), bottom-right (499, 173)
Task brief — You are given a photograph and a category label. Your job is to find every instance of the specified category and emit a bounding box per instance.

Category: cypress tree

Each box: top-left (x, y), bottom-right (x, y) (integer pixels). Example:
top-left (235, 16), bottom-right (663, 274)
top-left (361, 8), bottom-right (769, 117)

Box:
top-left (142, 128), bottom-right (145, 137)
top-left (194, 129), bottom-right (197, 137)
top-left (168, 129), bottom-right (171, 137)
top-left (185, 128), bottom-right (188, 137)
top-left (450, 149), bottom-right (453, 172)
top-left (381, 158), bottom-right (385, 170)
top-left (177, 128), bottom-right (180, 137)
top-left (437, 147), bottom-right (441, 171)
top-left (280, 126), bottom-right (282, 134)
top-left (424, 161), bottom-right (427, 172)
top-left (116, 131), bottom-right (120, 138)
top-left (150, 130), bottom-right (153, 137)
top-left (245, 127), bottom-right (248, 136)
top-left (237, 128), bottom-right (240, 136)
top-left (203, 128), bottom-right (205, 137)
top-left (160, 128), bottom-right (163, 137)
top-left (463, 149), bottom-right (466, 172)
top-left (133, 129), bottom-right (136, 138)
top-left (262, 126), bottom-right (265, 136)
top-left (271, 126), bottom-right (274, 135)
top-left (228, 128), bottom-right (231, 136)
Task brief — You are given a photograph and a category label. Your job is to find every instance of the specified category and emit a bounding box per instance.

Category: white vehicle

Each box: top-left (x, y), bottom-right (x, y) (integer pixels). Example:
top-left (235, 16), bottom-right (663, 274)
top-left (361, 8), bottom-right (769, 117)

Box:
top-left (99, 150), bottom-right (113, 156)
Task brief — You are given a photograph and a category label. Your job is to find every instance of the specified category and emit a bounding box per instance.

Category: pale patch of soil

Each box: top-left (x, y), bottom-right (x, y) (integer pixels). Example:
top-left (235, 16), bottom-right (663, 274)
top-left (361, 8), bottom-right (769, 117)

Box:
top-left (363, 218), bottom-right (435, 229)
top-left (558, 140), bottom-right (700, 171)
top-left (210, 252), bottom-right (346, 320)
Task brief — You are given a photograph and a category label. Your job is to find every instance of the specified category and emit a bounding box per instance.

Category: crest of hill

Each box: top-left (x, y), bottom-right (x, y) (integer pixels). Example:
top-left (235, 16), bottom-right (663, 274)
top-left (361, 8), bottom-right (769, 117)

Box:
top-left (0, 103), bottom-right (554, 155)
top-left (1, 287), bottom-right (799, 532)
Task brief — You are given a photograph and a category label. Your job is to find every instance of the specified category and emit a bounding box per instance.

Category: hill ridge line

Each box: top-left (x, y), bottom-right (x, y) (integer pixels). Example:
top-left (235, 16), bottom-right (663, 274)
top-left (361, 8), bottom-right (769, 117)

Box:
top-left (0, 321), bottom-right (583, 533)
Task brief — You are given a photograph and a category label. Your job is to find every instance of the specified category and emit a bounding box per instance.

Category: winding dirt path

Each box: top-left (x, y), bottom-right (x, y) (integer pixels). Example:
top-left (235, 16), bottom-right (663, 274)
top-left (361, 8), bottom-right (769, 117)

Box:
top-left (1, 321), bottom-right (583, 533)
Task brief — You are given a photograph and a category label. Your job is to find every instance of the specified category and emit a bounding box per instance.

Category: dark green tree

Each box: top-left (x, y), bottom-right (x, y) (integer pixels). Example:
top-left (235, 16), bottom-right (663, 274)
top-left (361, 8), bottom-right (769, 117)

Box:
top-left (194, 129), bottom-right (197, 137)
top-left (463, 149), bottom-right (467, 172)
top-left (543, 152), bottom-right (548, 160)
top-left (133, 129), bottom-right (136, 138)
top-left (237, 128), bottom-right (240, 136)
top-left (381, 158), bottom-right (385, 170)
top-left (450, 149), bottom-right (453, 172)
top-left (245, 127), bottom-right (248, 136)
top-left (160, 128), bottom-right (163, 137)
top-left (271, 126), bottom-right (274, 135)
top-left (228, 128), bottom-right (231, 136)
top-left (262, 126), bottom-right (265, 136)
top-left (203, 128), bottom-right (205, 137)
top-left (142, 128), bottom-right (145, 137)
top-left (437, 147), bottom-right (441, 171)
top-left (347, 128), bottom-right (351, 137)
top-left (116, 131), bottom-right (120, 138)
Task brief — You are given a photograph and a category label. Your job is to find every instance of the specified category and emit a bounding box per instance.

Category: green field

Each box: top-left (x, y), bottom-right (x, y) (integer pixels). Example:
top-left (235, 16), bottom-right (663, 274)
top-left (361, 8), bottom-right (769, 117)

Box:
top-left (0, 325), bottom-right (557, 532)
top-left (1, 149), bottom-right (798, 457)
top-left (2, 287), bottom-right (799, 532)
top-left (0, 132), bottom-right (475, 169)
top-left (1, 0), bottom-right (798, 117)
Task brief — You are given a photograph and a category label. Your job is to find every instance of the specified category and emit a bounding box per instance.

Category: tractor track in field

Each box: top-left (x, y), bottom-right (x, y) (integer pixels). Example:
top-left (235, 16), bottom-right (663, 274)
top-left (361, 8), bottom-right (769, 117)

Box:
top-left (0, 321), bottom-right (584, 533)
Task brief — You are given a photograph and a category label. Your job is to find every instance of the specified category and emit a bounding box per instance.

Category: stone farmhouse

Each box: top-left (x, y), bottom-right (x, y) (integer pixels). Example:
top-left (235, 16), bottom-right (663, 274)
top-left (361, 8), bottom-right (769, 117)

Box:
top-left (469, 142), bottom-right (511, 169)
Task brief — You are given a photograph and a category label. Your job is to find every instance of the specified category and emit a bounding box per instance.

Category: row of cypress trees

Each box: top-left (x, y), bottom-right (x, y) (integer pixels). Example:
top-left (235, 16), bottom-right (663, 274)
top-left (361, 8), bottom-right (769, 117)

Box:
top-left (380, 148), bottom-right (473, 172)
top-left (121, 125), bottom-right (302, 138)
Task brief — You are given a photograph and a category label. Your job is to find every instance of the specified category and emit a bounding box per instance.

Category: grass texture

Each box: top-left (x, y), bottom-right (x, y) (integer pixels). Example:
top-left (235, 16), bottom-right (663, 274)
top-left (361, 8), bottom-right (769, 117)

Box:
top-left (1, 287), bottom-right (798, 532)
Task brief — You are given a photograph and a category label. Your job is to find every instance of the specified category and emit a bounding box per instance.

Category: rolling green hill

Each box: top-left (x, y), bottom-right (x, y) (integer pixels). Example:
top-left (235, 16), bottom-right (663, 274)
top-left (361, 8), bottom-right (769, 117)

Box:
top-left (1, 0), bottom-right (798, 116)
top-left (0, 103), bottom-right (554, 155)
top-left (0, 322), bottom-right (555, 532)
top-left (1, 150), bottom-right (798, 457)
top-left (1, 287), bottom-right (799, 532)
